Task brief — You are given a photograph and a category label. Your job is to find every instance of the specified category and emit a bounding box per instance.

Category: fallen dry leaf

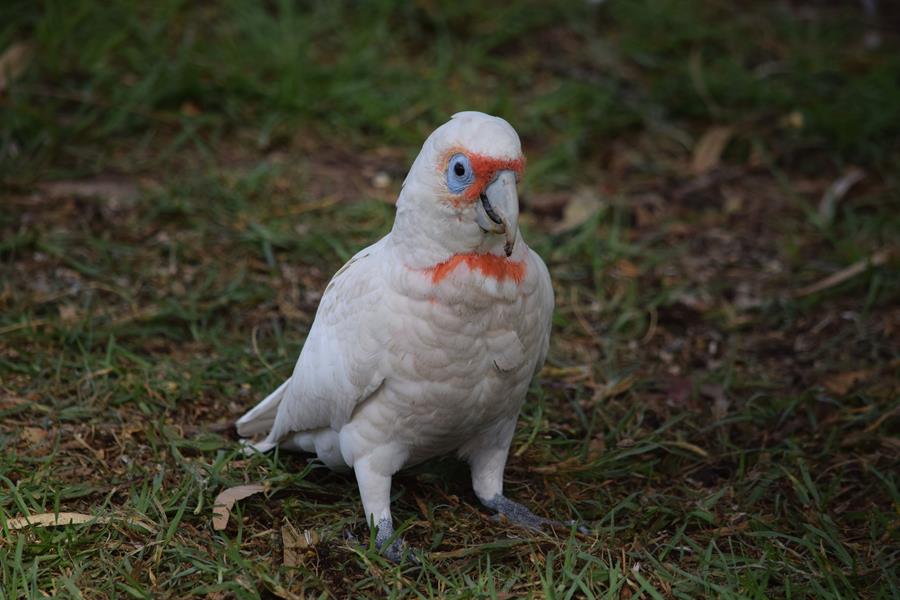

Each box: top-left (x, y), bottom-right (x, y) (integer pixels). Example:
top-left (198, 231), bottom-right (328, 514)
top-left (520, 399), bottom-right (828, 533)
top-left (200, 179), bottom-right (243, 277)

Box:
top-left (823, 369), bottom-right (872, 396)
top-left (212, 484), bottom-right (265, 531)
top-left (7, 512), bottom-right (99, 530)
top-left (38, 177), bottom-right (140, 203)
top-left (58, 304), bottom-right (80, 323)
top-left (0, 42), bottom-right (31, 93)
top-left (551, 189), bottom-right (603, 234)
top-left (613, 259), bottom-right (641, 279)
top-left (20, 426), bottom-right (48, 444)
top-left (282, 521), bottom-right (319, 567)
top-left (691, 126), bottom-right (732, 174)
top-left (3, 511), bottom-right (154, 532)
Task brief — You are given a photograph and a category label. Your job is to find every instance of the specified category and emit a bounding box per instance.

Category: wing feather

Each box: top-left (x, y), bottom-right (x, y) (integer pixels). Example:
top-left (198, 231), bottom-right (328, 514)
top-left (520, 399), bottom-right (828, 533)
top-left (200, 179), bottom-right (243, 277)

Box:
top-left (528, 247), bottom-right (554, 374)
top-left (262, 238), bottom-right (389, 444)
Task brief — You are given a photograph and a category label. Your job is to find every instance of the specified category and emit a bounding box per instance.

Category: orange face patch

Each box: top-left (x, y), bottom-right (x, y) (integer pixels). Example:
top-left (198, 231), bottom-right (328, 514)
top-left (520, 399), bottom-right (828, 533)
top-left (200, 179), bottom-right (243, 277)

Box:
top-left (444, 150), bottom-right (525, 205)
top-left (425, 253), bottom-right (526, 285)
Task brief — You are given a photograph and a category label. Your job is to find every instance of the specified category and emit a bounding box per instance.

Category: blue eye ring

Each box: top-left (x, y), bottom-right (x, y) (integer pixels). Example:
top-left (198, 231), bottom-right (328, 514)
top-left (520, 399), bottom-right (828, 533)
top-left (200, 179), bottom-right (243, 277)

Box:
top-left (446, 153), bottom-right (475, 194)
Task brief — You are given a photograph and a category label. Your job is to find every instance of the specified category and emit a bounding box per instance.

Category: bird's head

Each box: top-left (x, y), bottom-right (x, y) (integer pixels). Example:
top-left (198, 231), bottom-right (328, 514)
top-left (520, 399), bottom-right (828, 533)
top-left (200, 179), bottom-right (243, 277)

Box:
top-left (394, 112), bottom-right (525, 264)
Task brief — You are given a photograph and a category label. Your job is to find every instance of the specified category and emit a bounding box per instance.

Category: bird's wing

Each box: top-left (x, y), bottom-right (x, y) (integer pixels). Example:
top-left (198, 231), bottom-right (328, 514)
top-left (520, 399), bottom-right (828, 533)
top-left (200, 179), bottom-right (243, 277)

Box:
top-left (263, 238), bottom-right (390, 443)
top-left (528, 247), bottom-right (555, 374)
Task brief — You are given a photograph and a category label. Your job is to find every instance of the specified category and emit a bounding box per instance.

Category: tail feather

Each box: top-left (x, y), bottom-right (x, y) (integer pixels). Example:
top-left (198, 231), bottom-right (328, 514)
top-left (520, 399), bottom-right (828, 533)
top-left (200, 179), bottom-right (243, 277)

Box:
top-left (240, 438), bottom-right (277, 456)
top-left (235, 379), bottom-right (290, 438)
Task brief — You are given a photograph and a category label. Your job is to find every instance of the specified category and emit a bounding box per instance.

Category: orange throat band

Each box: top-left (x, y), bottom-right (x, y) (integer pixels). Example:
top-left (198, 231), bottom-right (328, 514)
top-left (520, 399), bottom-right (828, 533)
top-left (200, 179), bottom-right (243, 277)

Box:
top-left (425, 253), bottom-right (526, 285)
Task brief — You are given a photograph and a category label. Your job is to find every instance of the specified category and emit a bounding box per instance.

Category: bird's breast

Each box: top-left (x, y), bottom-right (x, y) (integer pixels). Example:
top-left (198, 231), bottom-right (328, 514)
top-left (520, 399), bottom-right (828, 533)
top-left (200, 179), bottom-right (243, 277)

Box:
top-left (340, 264), bottom-right (544, 463)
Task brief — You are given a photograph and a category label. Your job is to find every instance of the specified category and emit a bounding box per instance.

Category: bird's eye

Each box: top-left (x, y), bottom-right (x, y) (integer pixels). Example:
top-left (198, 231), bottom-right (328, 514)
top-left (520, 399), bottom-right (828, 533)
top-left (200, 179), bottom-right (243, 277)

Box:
top-left (446, 153), bottom-right (475, 194)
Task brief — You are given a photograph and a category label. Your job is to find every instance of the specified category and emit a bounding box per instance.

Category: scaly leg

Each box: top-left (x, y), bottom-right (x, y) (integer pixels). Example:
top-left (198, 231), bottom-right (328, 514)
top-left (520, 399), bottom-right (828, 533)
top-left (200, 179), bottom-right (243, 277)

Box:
top-left (464, 419), bottom-right (586, 533)
top-left (353, 455), bottom-right (408, 562)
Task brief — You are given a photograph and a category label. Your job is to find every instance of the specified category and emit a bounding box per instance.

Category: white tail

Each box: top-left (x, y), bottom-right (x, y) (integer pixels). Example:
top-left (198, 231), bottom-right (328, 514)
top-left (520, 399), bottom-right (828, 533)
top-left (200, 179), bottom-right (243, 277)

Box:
top-left (235, 379), bottom-right (290, 437)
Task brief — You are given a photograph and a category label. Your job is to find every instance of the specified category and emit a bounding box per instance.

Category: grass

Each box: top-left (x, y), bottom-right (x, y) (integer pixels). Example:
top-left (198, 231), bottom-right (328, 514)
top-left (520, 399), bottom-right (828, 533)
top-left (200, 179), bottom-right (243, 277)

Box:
top-left (1, 0), bottom-right (898, 598)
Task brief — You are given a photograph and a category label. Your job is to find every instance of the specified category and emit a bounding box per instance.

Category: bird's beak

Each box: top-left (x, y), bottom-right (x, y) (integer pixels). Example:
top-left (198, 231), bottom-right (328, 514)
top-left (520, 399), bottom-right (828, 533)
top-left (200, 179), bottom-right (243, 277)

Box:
top-left (475, 170), bottom-right (519, 256)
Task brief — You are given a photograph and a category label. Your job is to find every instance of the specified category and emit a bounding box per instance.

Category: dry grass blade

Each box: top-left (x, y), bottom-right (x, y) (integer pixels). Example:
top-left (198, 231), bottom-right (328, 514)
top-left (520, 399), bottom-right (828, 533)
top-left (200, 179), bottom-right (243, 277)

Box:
top-left (818, 167), bottom-right (865, 224)
top-left (666, 440), bottom-right (709, 458)
top-left (794, 249), bottom-right (891, 297)
top-left (212, 484), bottom-right (266, 531)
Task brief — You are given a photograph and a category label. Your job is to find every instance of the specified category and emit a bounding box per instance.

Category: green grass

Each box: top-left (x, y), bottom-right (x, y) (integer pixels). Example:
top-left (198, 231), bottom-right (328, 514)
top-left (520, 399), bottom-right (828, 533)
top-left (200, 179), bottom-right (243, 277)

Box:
top-left (1, 1), bottom-right (898, 598)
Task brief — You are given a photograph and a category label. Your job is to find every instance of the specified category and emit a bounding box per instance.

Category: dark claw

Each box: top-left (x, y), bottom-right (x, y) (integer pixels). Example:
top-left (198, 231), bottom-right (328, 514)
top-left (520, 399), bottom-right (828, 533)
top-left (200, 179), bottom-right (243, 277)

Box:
top-left (380, 538), bottom-right (406, 563)
top-left (374, 517), bottom-right (419, 564)
top-left (482, 494), bottom-right (590, 535)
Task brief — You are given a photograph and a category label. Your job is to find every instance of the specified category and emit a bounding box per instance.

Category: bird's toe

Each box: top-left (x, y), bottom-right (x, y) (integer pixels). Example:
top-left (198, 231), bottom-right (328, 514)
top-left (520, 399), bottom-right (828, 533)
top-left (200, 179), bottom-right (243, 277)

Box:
top-left (482, 494), bottom-right (588, 535)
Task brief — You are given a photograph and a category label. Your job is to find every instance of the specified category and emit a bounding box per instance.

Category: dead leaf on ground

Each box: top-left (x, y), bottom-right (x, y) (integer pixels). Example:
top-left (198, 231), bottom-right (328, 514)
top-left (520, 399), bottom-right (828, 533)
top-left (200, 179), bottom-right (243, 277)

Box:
top-left (0, 42), bottom-right (31, 93)
top-left (20, 426), bottom-right (48, 444)
top-left (613, 259), bottom-right (641, 279)
top-left (823, 369), bottom-right (873, 396)
top-left (38, 177), bottom-right (140, 204)
top-left (691, 126), bottom-right (732, 174)
top-left (6, 511), bottom-right (152, 532)
top-left (282, 521), bottom-right (320, 567)
top-left (7, 512), bottom-right (101, 530)
top-left (212, 484), bottom-right (266, 531)
top-left (58, 304), bottom-right (80, 323)
top-left (551, 189), bottom-right (603, 234)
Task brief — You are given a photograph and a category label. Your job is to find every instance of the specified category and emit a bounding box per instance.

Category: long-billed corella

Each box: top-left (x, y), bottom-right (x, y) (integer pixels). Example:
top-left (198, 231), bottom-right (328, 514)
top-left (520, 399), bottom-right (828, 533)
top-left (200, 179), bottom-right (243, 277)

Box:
top-left (237, 111), bottom-right (579, 560)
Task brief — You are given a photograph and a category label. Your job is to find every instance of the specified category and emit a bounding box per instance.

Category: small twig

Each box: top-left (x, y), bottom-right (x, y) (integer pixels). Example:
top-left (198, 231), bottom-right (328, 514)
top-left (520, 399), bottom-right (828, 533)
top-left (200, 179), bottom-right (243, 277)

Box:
top-left (794, 249), bottom-right (891, 298)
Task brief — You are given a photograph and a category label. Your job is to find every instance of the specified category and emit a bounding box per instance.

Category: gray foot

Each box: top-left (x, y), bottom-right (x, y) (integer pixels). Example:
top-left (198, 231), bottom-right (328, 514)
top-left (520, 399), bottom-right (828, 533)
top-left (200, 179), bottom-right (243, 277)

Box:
top-left (374, 518), bottom-right (416, 564)
top-left (481, 494), bottom-right (589, 534)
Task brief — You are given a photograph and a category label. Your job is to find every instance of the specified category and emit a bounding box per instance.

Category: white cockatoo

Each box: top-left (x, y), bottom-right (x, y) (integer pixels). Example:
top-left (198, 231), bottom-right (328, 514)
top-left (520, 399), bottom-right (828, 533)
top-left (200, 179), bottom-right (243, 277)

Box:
top-left (236, 111), bottom-right (569, 560)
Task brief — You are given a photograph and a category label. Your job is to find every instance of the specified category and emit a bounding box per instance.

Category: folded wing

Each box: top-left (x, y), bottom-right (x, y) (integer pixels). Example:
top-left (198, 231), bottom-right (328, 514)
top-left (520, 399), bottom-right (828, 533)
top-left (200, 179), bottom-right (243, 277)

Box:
top-left (237, 239), bottom-right (388, 446)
